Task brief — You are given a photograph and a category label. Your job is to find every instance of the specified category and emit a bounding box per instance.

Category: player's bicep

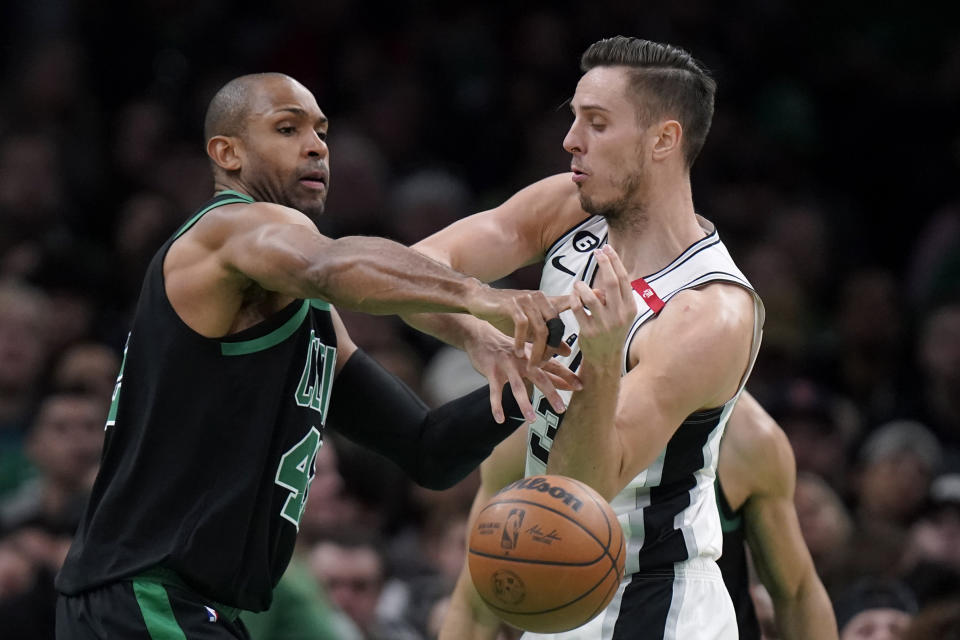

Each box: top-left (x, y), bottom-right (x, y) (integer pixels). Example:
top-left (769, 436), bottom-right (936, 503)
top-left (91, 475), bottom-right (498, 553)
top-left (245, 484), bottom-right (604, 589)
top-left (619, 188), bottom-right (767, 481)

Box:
top-left (414, 174), bottom-right (583, 282)
top-left (220, 221), bottom-right (334, 299)
top-left (414, 209), bottom-right (543, 282)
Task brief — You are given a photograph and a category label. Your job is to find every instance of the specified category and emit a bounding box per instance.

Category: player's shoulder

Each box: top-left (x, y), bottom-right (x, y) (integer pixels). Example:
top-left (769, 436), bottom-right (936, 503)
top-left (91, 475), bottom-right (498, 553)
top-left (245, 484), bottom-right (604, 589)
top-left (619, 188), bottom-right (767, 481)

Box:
top-left (188, 199), bottom-right (316, 248)
top-left (646, 283), bottom-right (754, 349)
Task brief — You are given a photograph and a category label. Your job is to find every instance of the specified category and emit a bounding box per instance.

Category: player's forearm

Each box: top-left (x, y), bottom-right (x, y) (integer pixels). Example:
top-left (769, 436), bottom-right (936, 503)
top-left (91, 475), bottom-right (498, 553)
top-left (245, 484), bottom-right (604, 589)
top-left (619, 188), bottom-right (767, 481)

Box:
top-left (439, 570), bottom-right (503, 640)
top-left (402, 311), bottom-right (485, 350)
top-left (326, 349), bottom-right (523, 490)
top-left (773, 575), bottom-right (838, 640)
top-left (308, 236), bottom-right (487, 315)
top-left (546, 358), bottom-right (623, 500)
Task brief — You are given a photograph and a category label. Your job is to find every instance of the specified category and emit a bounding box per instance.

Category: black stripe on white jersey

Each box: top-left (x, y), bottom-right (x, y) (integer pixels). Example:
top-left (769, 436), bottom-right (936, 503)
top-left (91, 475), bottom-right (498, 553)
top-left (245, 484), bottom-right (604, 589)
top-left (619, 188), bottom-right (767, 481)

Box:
top-left (636, 411), bottom-right (724, 571)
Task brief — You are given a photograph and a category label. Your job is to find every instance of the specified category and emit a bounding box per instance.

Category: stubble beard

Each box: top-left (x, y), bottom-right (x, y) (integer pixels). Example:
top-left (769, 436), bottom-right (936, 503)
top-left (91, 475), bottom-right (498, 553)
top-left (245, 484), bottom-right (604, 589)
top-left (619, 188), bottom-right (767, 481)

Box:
top-left (578, 171), bottom-right (646, 229)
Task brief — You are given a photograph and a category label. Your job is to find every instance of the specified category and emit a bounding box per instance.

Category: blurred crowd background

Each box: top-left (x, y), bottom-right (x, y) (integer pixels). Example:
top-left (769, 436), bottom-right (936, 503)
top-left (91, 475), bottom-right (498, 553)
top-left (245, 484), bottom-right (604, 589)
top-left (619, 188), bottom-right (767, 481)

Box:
top-left (1, 1), bottom-right (959, 638)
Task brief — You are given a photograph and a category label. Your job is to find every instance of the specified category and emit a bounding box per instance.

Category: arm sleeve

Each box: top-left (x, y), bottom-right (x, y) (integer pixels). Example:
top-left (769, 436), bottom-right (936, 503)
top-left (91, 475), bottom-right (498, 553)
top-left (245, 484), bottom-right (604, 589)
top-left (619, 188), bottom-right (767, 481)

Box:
top-left (325, 349), bottom-right (526, 490)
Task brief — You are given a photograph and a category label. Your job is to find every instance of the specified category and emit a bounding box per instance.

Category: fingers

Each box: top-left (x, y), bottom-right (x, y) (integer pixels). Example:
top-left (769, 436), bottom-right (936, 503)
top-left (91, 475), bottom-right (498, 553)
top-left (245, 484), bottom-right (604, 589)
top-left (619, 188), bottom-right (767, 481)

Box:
top-left (541, 359), bottom-right (583, 391)
top-left (511, 300), bottom-right (529, 359)
top-left (602, 245), bottom-right (634, 303)
top-left (507, 371), bottom-right (538, 423)
top-left (488, 383), bottom-right (505, 424)
top-left (526, 366), bottom-right (566, 414)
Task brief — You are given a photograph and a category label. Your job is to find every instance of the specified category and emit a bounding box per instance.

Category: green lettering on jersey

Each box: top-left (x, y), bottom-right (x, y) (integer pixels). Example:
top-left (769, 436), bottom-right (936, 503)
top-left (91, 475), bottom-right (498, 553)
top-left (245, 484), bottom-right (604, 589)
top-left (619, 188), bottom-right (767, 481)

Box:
top-left (275, 427), bottom-right (322, 529)
top-left (105, 334), bottom-right (130, 430)
top-left (294, 330), bottom-right (337, 422)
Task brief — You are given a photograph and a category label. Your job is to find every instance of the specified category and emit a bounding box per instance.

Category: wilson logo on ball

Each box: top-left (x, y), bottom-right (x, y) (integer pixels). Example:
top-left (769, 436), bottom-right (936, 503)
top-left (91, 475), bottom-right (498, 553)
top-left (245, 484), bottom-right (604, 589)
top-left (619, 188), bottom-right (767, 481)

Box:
top-left (497, 476), bottom-right (584, 512)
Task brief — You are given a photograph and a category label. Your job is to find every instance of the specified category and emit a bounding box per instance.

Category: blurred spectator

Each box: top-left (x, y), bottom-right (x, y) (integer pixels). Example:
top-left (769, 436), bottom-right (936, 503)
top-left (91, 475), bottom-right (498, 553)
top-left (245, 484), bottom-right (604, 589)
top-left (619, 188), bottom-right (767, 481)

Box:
top-left (767, 378), bottom-right (859, 493)
top-left (309, 530), bottom-right (423, 640)
top-left (903, 597), bottom-right (960, 640)
top-left (854, 420), bottom-right (942, 529)
top-left (242, 557), bottom-right (363, 640)
top-left (833, 578), bottom-right (918, 640)
top-left (49, 342), bottom-right (120, 400)
top-left (0, 134), bottom-right (67, 254)
top-left (0, 282), bottom-right (51, 442)
top-left (389, 169), bottom-right (471, 247)
top-left (112, 192), bottom-right (181, 303)
top-left (830, 269), bottom-right (907, 424)
top-left (914, 300), bottom-right (960, 454)
top-left (0, 393), bottom-right (106, 535)
top-left (794, 471), bottom-right (853, 590)
top-left (299, 436), bottom-right (369, 541)
top-left (900, 473), bottom-right (960, 604)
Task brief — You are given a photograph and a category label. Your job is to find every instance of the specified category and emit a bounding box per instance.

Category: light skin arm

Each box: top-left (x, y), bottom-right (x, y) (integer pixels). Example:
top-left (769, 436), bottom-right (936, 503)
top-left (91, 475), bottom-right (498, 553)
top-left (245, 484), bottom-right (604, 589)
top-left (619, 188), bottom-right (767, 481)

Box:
top-left (404, 174), bottom-right (588, 418)
top-left (724, 393), bottom-right (839, 640)
top-left (546, 246), bottom-right (756, 500)
top-left (164, 201), bottom-right (564, 356)
top-left (439, 427), bottom-right (528, 640)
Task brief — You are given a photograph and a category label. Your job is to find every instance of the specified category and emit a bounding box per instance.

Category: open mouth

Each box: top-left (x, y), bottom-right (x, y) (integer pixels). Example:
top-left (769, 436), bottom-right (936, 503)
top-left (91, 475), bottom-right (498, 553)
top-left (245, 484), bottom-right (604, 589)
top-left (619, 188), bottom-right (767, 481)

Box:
top-left (299, 170), bottom-right (328, 191)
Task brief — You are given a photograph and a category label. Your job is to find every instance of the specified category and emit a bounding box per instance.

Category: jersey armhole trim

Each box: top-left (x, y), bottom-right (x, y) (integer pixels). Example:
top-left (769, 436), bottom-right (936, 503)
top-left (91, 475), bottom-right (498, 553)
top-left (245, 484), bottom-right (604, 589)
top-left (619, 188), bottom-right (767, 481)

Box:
top-left (220, 300), bottom-right (310, 356)
top-left (173, 195), bottom-right (254, 240)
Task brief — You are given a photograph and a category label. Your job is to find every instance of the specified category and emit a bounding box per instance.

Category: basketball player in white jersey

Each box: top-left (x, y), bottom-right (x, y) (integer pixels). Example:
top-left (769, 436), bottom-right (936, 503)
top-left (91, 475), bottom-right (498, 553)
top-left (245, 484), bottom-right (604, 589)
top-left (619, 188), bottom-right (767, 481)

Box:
top-left (403, 37), bottom-right (764, 639)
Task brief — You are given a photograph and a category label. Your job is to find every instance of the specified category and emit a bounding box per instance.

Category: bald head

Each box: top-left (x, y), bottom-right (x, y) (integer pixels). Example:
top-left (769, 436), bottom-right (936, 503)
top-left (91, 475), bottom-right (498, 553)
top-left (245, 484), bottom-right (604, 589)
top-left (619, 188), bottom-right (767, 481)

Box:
top-left (203, 73), bottom-right (300, 142)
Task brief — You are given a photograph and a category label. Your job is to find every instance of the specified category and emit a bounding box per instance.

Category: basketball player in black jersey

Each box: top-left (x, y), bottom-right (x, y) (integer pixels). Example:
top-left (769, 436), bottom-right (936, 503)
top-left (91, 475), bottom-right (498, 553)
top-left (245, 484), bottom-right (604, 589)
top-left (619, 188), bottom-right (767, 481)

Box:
top-left (54, 73), bottom-right (579, 639)
top-left (716, 392), bottom-right (837, 639)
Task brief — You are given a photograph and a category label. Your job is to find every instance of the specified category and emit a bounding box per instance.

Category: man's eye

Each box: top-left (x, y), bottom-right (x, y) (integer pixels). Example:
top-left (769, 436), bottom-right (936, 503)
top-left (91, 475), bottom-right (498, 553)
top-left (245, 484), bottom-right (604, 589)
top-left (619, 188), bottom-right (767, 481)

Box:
top-left (278, 126), bottom-right (295, 134)
top-left (591, 122), bottom-right (606, 131)
top-left (316, 130), bottom-right (327, 141)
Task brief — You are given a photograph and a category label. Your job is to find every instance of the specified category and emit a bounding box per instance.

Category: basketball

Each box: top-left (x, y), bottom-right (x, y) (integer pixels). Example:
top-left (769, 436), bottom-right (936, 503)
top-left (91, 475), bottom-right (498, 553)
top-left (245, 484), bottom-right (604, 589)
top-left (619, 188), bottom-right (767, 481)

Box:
top-left (467, 474), bottom-right (626, 633)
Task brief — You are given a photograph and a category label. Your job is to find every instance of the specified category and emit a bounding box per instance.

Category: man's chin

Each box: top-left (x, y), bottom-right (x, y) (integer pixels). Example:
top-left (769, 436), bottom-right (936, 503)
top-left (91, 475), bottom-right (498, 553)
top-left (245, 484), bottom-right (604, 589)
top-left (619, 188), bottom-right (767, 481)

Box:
top-left (294, 196), bottom-right (327, 220)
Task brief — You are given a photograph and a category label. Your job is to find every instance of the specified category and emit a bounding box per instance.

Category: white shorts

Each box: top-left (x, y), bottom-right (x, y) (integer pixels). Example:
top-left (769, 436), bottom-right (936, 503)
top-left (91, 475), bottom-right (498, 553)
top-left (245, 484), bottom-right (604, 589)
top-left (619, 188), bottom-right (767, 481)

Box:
top-left (520, 557), bottom-right (737, 640)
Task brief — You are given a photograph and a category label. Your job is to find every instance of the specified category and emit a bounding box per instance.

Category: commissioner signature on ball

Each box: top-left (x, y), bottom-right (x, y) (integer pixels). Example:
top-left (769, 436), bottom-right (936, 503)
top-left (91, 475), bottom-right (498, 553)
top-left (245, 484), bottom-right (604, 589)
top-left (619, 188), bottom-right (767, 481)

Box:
top-left (526, 524), bottom-right (562, 544)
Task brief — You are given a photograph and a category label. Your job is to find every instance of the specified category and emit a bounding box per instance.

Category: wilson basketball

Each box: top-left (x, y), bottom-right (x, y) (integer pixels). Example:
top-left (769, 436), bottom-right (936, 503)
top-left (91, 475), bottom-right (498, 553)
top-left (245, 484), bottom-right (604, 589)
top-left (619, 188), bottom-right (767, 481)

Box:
top-left (467, 475), bottom-right (626, 633)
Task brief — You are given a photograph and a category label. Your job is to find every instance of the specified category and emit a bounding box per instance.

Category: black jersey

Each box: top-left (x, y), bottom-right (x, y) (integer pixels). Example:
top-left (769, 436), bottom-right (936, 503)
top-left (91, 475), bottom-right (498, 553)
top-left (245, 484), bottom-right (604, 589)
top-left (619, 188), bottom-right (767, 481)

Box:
top-left (56, 191), bottom-right (338, 612)
top-left (715, 478), bottom-right (761, 640)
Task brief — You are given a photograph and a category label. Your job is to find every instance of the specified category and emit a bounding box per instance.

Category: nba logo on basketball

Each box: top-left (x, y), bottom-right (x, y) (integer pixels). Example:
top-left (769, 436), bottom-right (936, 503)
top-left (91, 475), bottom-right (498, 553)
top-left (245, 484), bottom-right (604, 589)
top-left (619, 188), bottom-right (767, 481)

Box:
top-left (500, 508), bottom-right (525, 550)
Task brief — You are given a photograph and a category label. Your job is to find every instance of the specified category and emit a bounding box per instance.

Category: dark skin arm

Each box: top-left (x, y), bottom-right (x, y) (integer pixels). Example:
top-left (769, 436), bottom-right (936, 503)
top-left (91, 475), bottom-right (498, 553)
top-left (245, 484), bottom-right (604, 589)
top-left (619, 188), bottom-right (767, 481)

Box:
top-left (163, 200), bottom-right (565, 361)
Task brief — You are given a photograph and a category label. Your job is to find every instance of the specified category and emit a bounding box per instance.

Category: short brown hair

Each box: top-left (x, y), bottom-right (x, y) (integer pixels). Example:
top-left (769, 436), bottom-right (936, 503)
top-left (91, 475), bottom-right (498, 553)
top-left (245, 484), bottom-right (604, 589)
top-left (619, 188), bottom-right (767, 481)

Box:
top-left (581, 36), bottom-right (716, 167)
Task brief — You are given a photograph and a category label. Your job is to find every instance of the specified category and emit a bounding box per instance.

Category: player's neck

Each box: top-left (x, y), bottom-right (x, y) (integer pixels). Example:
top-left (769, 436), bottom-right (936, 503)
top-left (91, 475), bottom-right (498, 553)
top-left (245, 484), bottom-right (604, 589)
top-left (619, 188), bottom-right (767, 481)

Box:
top-left (607, 174), bottom-right (703, 278)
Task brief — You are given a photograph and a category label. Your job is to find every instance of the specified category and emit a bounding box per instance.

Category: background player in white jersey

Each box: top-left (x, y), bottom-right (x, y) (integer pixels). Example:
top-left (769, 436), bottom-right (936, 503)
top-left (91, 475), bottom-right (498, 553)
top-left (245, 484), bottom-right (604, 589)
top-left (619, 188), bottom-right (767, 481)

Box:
top-left (403, 36), bottom-right (763, 639)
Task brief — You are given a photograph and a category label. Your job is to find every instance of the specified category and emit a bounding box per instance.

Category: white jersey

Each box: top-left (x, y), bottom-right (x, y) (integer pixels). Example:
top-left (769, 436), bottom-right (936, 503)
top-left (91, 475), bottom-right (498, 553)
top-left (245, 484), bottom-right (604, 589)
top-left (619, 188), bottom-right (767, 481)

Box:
top-left (524, 215), bottom-right (764, 575)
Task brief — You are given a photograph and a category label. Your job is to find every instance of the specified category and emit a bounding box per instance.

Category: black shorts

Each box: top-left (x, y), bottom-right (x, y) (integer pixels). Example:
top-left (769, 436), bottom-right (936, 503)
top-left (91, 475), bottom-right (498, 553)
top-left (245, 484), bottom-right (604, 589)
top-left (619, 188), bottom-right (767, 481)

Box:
top-left (56, 576), bottom-right (250, 640)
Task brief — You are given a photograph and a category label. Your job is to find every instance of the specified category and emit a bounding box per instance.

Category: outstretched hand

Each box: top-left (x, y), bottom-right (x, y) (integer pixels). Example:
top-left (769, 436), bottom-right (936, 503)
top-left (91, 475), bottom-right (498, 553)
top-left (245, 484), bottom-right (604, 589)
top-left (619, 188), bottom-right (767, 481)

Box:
top-left (464, 323), bottom-right (582, 424)
top-left (469, 287), bottom-right (572, 364)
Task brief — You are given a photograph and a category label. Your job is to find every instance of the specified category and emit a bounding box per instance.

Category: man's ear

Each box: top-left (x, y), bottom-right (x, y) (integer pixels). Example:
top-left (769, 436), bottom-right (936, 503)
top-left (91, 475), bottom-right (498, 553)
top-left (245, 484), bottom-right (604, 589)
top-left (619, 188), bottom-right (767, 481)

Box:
top-left (207, 135), bottom-right (243, 172)
top-left (651, 120), bottom-right (683, 162)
